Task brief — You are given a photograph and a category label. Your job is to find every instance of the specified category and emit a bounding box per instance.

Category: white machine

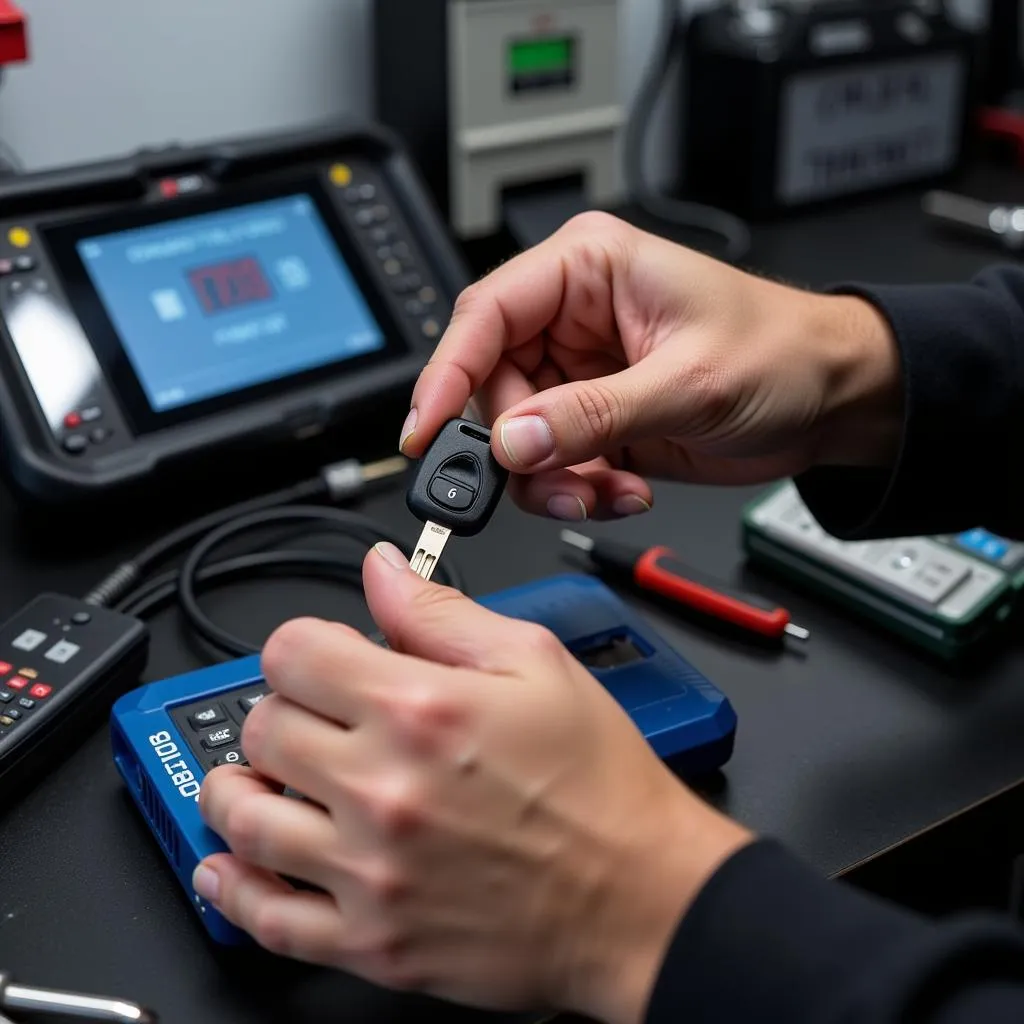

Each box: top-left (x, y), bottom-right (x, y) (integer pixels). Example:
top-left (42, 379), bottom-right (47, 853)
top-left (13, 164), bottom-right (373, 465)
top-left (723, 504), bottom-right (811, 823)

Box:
top-left (374, 0), bottom-right (625, 240)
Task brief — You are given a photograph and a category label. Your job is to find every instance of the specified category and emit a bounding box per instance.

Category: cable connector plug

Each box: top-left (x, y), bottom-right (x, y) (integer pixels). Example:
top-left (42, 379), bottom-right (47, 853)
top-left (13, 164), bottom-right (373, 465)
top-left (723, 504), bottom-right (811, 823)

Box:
top-left (83, 562), bottom-right (142, 609)
top-left (321, 455), bottom-right (408, 503)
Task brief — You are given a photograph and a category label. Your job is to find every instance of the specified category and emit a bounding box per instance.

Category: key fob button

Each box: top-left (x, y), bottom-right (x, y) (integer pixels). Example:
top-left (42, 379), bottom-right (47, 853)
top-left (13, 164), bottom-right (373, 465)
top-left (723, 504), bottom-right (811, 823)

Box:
top-left (437, 454), bottom-right (481, 489)
top-left (429, 475), bottom-right (476, 511)
top-left (406, 418), bottom-right (510, 538)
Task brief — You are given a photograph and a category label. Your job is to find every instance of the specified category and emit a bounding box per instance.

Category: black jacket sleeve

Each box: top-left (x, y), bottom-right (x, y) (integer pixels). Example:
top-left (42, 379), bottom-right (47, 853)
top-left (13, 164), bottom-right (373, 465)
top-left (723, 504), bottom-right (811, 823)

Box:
top-left (795, 264), bottom-right (1024, 542)
top-left (644, 841), bottom-right (1024, 1024)
top-left (644, 267), bottom-right (1024, 1024)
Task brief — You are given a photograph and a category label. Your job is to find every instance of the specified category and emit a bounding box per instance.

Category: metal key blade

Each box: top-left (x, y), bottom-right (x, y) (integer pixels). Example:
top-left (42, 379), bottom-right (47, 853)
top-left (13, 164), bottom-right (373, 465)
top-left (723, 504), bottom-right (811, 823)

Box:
top-left (410, 521), bottom-right (451, 581)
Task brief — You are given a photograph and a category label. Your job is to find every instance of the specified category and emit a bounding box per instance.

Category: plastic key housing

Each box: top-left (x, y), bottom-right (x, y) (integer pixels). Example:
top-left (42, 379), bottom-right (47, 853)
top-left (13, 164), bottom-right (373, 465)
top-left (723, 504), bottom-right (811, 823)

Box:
top-left (405, 418), bottom-right (509, 536)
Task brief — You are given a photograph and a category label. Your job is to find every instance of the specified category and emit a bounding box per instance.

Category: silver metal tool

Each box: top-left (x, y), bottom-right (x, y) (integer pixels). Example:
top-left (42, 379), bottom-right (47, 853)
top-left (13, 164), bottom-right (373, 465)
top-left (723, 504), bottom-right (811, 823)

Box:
top-left (0, 972), bottom-right (157, 1023)
top-left (560, 529), bottom-right (811, 642)
top-left (922, 190), bottom-right (1024, 250)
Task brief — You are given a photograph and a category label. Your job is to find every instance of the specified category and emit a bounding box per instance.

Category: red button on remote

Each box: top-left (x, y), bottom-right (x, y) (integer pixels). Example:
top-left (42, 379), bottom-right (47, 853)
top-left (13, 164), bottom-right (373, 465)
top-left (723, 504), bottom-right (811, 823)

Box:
top-left (8, 677), bottom-right (28, 690)
top-left (29, 683), bottom-right (51, 699)
top-left (0, 662), bottom-right (10, 676)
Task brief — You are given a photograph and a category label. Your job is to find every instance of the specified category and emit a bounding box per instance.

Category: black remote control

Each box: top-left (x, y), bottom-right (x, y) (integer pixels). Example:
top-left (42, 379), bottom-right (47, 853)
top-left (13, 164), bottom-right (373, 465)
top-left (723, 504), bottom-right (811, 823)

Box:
top-left (405, 418), bottom-right (509, 580)
top-left (0, 593), bottom-right (149, 795)
top-left (405, 418), bottom-right (508, 538)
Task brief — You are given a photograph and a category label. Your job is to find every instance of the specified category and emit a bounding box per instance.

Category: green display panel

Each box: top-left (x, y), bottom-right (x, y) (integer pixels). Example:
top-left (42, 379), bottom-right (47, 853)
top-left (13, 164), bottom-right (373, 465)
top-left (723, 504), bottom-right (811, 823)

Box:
top-left (508, 36), bottom-right (576, 92)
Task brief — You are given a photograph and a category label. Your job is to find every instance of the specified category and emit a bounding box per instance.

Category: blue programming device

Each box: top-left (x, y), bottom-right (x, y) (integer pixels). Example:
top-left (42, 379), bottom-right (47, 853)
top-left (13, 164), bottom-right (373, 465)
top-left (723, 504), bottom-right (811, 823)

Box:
top-left (110, 573), bottom-right (736, 945)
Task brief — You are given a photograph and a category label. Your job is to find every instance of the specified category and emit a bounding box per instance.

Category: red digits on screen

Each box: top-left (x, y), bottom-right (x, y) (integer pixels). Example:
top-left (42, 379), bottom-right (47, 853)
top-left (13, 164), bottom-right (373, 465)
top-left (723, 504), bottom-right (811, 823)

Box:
top-left (188, 257), bottom-right (272, 314)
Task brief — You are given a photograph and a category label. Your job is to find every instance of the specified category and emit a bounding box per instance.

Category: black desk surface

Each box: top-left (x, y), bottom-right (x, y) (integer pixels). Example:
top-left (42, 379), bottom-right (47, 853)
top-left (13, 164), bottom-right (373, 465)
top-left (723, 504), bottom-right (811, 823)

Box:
top-left (3, 165), bottom-right (1024, 1023)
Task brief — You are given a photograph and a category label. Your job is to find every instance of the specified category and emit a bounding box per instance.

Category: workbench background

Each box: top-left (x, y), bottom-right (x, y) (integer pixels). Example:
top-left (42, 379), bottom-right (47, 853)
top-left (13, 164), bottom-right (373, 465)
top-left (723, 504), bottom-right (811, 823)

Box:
top-left (2, 163), bottom-right (1024, 1023)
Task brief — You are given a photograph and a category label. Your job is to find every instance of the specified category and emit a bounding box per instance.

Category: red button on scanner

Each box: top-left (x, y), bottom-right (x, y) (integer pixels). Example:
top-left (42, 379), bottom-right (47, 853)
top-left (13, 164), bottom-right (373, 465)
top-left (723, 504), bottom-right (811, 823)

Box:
top-left (29, 683), bottom-right (51, 699)
top-left (0, 662), bottom-right (10, 676)
top-left (8, 677), bottom-right (28, 690)
top-left (64, 412), bottom-right (82, 429)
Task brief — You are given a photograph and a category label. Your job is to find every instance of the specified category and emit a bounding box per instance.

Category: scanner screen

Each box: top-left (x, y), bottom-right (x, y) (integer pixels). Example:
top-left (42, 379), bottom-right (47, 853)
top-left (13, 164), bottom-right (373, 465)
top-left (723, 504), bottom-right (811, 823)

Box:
top-left (75, 193), bottom-right (385, 413)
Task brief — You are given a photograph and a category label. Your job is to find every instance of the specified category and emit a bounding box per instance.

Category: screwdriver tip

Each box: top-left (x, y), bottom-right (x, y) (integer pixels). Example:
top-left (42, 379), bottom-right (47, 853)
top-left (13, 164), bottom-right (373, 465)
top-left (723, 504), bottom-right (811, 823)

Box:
top-left (785, 622), bottom-right (810, 641)
top-left (560, 530), bottom-right (595, 553)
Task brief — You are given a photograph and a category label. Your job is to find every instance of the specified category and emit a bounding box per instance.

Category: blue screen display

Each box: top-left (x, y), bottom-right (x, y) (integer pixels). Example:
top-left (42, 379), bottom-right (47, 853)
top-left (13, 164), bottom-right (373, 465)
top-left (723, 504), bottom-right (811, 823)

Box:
top-left (76, 194), bottom-right (385, 413)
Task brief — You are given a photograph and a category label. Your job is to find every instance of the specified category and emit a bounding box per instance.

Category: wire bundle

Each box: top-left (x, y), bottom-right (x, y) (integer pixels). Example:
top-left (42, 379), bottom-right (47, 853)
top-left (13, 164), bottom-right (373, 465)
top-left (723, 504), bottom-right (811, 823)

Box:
top-left (83, 458), bottom-right (463, 659)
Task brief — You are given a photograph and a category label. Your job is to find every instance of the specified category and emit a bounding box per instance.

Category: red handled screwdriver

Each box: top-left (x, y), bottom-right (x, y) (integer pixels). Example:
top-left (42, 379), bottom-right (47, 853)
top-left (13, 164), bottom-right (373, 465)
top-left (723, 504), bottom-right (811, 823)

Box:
top-left (560, 530), bottom-right (810, 642)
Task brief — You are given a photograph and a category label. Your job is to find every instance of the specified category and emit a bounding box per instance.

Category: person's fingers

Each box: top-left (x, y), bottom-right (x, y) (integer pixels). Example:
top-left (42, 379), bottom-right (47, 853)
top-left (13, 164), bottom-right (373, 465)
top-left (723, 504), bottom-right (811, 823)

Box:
top-left (400, 257), bottom-right (566, 454)
top-left (260, 617), bottom-right (387, 728)
top-left (474, 356), bottom-right (538, 428)
top-left (363, 542), bottom-right (545, 675)
top-left (262, 602), bottom-right (484, 764)
top-left (193, 853), bottom-right (347, 965)
top-left (238, 696), bottom-right (380, 813)
top-left (509, 460), bottom-right (653, 521)
top-left (490, 350), bottom-right (691, 474)
top-left (400, 215), bottom-right (627, 457)
top-left (199, 763), bottom-right (342, 890)
top-left (506, 468), bottom-right (596, 522)
top-left (570, 461), bottom-right (654, 520)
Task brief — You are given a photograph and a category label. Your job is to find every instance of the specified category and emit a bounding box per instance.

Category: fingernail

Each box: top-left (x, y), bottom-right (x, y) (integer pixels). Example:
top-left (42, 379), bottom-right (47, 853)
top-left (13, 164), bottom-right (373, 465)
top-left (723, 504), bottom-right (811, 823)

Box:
top-left (193, 864), bottom-right (220, 903)
top-left (374, 541), bottom-right (408, 570)
top-left (547, 495), bottom-right (588, 521)
top-left (500, 416), bottom-right (554, 467)
top-left (399, 408), bottom-right (417, 452)
top-left (613, 495), bottom-right (652, 517)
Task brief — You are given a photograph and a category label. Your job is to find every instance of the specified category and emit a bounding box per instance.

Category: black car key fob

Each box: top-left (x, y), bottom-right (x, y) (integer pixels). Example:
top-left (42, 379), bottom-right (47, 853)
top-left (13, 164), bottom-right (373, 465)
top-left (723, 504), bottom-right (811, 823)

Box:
top-left (406, 418), bottom-right (509, 537)
top-left (405, 419), bottom-right (509, 580)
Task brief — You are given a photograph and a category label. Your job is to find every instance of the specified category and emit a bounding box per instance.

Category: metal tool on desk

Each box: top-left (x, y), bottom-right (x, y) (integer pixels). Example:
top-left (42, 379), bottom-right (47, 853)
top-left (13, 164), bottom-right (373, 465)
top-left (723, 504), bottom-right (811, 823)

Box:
top-left (0, 971), bottom-right (157, 1023)
top-left (560, 529), bottom-right (809, 644)
top-left (923, 190), bottom-right (1024, 252)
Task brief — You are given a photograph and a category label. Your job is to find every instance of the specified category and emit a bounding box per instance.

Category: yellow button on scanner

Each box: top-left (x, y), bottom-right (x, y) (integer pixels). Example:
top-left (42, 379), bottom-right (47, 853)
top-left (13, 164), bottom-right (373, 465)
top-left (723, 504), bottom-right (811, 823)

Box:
top-left (8, 227), bottom-right (30, 248)
top-left (329, 163), bottom-right (352, 187)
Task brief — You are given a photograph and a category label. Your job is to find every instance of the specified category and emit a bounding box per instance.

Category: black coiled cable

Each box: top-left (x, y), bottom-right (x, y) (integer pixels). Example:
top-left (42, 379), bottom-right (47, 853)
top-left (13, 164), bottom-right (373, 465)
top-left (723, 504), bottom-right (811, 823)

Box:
top-left (85, 459), bottom-right (464, 660)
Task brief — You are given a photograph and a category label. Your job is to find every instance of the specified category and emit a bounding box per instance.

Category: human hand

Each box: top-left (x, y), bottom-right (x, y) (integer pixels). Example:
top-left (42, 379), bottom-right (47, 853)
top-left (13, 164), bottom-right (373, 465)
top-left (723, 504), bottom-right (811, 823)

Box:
top-left (193, 543), bottom-right (752, 1024)
top-left (401, 212), bottom-right (903, 521)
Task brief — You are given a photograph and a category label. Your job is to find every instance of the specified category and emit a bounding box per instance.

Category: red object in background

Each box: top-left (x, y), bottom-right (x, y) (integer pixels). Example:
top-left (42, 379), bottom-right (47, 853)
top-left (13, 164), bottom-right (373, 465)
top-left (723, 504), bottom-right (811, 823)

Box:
top-left (188, 256), bottom-right (273, 315)
top-left (977, 107), bottom-right (1024, 170)
top-left (0, 2), bottom-right (27, 66)
top-left (634, 546), bottom-right (795, 640)
top-left (560, 531), bottom-right (810, 643)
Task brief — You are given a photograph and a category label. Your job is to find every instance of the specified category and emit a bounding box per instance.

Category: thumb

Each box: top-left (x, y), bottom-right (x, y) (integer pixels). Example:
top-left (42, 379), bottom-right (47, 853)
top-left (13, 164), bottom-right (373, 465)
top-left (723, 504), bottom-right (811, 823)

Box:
top-left (491, 354), bottom-right (690, 472)
top-left (363, 542), bottom-right (541, 672)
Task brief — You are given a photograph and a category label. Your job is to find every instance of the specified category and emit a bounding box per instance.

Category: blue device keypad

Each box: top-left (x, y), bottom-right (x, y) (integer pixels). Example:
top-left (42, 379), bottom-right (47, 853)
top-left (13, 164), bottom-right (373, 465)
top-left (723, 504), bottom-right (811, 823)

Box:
top-left (168, 685), bottom-right (268, 772)
top-left (945, 529), bottom-right (1023, 571)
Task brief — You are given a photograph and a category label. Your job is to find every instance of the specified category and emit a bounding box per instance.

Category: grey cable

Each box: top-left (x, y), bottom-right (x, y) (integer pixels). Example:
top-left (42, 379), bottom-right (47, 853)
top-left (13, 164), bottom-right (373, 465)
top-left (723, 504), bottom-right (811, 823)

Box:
top-left (623, 0), bottom-right (751, 262)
